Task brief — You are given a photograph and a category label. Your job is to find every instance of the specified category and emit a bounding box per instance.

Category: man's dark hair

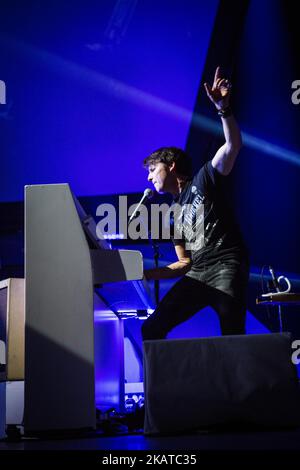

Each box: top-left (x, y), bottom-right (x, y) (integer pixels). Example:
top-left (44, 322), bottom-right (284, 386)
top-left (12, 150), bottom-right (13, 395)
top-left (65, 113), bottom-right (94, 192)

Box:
top-left (143, 146), bottom-right (192, 178)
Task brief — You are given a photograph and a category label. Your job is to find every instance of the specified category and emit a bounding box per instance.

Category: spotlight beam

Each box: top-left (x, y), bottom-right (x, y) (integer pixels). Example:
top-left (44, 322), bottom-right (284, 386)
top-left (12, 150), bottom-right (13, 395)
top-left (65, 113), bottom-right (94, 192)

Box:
top-left (2, 34), bottom-right (300, 167)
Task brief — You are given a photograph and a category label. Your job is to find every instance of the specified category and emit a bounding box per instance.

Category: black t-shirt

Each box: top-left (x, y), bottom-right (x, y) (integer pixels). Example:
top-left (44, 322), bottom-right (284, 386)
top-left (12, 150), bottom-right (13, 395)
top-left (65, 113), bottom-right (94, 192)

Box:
top-left (171, 161), bottom-right (248, 272)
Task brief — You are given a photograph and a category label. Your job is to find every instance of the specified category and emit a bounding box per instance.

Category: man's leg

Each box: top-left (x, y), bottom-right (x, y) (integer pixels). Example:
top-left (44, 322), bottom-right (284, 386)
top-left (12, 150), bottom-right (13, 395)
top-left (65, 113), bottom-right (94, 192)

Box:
top-left (211, 291), bottom-right (247, 335)
top-left (142, 276), bottom-right (210, 340)
top-left (207, 259), bottom-right (249, 335)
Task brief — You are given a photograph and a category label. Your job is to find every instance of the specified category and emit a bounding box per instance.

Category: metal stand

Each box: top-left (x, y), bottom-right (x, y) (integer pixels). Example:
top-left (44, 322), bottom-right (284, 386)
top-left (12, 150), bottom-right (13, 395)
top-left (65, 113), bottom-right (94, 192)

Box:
top-left (256, 293), bottom-right (300, 333)
top-left (148, 231), bottom-right (160, 306)
top-left (128, 210), bottom-right (161, 307)
top-left (278, 305), bottom-right (283, 332)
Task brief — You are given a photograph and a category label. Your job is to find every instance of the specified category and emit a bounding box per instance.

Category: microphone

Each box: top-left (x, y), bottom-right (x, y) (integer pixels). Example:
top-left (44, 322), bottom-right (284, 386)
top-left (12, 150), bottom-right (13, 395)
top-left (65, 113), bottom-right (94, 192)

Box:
top-left (269, 265), bottom-right (280, 292)
top-left (128, 188), bottom-right (153, 223)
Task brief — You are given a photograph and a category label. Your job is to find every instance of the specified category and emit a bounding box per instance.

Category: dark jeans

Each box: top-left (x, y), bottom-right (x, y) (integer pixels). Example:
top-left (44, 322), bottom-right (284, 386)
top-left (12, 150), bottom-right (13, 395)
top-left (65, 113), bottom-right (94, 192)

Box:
top-left (142, 259), bottom-right (249, 340)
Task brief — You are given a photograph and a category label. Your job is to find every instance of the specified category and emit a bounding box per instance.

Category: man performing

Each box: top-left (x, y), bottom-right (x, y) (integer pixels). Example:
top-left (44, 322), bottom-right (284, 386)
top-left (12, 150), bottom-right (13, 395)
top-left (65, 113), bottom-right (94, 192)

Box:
top-left (142, 67), bottom-right (249, 340)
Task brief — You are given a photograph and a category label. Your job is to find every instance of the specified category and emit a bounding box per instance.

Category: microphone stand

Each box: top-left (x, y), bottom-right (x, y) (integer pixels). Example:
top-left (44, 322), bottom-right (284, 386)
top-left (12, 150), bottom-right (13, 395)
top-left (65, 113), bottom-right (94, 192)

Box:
top-left (269, 266), bottom-right (283, 332)
top-left (147, 229), bottom-right (160, 306)
top-left (128, 191), bottom-right (161, 307)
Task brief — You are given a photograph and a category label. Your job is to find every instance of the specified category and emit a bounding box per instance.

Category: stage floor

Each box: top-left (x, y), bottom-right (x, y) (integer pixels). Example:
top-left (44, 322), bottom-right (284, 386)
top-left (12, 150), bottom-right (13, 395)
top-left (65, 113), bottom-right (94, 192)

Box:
top-left (1, 426), bottom-right (300, 451)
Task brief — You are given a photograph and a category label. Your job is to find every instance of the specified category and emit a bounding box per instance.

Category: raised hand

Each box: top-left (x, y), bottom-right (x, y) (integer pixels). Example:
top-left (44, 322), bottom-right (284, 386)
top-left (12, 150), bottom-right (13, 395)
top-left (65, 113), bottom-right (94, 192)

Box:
top-left (204, 66), bottom-right (231, 110)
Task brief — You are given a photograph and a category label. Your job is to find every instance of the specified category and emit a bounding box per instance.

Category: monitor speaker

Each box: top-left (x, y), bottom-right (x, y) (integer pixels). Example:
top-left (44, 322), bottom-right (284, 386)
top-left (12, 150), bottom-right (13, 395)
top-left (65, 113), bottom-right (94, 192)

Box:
top-left (143, 333), bottom-right (300, 435)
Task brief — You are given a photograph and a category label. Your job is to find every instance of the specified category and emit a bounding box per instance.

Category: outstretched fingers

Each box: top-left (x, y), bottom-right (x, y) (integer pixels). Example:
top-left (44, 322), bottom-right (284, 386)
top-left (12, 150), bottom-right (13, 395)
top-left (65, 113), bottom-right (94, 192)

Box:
top-left (204, 82), bottom-right (213, 99)
top-left (213, 66), bottom-right (221, 86)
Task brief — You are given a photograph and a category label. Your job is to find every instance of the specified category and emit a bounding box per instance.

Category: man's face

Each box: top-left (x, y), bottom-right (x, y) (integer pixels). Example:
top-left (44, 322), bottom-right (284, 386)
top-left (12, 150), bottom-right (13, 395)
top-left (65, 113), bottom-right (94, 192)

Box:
top-left (147, 162), bottom-right (170, 193)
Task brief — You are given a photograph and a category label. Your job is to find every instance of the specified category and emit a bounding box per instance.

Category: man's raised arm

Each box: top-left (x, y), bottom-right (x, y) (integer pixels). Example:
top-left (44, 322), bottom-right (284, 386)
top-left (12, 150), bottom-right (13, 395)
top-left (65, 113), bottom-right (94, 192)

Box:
top-left (204, 66), bottom-right (242, 176)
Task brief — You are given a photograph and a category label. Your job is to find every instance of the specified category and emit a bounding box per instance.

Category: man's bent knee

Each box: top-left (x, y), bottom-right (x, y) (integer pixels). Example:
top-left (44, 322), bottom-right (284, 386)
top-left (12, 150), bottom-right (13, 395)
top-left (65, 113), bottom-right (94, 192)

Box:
top-left (141, 315), bottom-right (168, 341)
